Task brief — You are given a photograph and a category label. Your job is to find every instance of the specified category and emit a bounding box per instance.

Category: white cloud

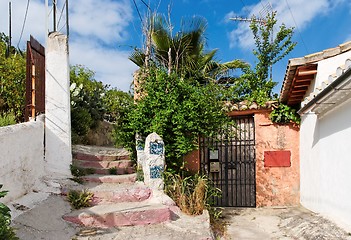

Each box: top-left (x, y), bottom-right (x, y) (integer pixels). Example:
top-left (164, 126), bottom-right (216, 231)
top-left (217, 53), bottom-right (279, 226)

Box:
top-left (0, 0), bottom-right (137, 92)
top-left (69, 39), bottom-right (138, 92)
top-left (69, 0), bottom-right (133, 45)
top-left (226, 0), bottom-right (343, 50)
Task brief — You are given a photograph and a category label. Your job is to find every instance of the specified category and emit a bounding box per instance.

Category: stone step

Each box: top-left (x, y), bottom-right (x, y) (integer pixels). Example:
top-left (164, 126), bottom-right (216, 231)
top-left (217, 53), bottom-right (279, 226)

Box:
top-left (90, 183), bottom-right (151, 205)
top-left (82, 174), bottom-right (137, 184)
top-left (62, 183), bottom-right (151, 205)
top-left (72, 145), bottom-right (130, 162)
top-left (73, 159), bottom-right (133, 169)
top-left (83, 167), bottom-right (135, 175)
top-left (63, 202), bottom-right (172, 228)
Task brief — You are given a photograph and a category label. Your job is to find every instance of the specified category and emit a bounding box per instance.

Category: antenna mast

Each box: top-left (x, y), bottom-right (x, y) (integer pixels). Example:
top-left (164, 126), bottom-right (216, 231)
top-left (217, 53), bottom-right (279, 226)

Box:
top-left (230, 3), bottom-right (274, 80)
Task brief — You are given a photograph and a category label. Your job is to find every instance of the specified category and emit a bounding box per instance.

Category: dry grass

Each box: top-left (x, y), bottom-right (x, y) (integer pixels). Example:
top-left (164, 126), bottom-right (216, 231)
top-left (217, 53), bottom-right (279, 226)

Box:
top-left (165, 173), bottom-right (213, 215)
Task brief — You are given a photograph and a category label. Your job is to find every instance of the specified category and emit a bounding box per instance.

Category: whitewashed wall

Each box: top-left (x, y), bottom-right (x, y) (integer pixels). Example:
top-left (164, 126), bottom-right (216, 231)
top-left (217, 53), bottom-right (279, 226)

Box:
top-left (45, 32), bottom-right (72, 178)
top-left (0, 120), bottom-right (45, 203)
top-left (305, 51), bottom-right (351, 97)
top-left (300, 97), bottom-right (351, 230)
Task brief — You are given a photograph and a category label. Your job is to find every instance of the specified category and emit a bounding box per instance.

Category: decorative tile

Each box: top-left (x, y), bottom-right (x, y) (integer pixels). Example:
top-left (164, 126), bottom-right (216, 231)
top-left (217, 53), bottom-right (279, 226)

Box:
top-left (150, 141), bottom-right (163, 155)
top-left (150, 165), bottom-right (163, 179)
top-left (136, 140), bottom-right (144, 151)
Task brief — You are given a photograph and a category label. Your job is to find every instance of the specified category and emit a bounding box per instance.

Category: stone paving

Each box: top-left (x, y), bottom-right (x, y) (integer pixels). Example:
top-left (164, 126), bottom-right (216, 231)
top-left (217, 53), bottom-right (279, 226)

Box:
top-left (223, 207), bottom-right (351, 240)
top-left (12, 194), bottom-right (212, 240)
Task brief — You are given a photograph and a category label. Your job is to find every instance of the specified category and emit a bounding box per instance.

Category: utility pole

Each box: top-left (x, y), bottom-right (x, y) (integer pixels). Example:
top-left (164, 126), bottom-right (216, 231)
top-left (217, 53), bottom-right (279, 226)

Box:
top-left (7, 1), bottom-right (12, 57)
top-left (53, 0), bottom-right (57, 32)
top-left (66, 0), bottom-right (69, 37)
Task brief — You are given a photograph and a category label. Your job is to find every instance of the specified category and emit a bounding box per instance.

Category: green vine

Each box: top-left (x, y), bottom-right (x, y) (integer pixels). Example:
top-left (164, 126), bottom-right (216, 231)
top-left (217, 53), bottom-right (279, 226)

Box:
top-left (270, 104), bottom-right (300, 124)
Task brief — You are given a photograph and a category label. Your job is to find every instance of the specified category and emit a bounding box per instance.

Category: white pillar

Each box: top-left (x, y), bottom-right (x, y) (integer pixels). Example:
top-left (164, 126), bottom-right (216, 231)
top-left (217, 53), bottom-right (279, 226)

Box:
top-left (45, 32), bottom-right (71, 178)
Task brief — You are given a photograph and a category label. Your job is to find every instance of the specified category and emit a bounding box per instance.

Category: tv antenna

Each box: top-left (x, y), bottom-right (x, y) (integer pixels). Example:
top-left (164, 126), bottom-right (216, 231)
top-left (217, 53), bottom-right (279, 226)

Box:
top-left (230, 2), bottom-right (274, 80)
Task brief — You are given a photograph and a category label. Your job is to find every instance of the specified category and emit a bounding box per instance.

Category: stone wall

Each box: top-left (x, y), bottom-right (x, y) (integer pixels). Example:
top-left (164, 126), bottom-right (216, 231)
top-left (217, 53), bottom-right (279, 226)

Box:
top-left (254, 110), bottom-right (300, 207)
top-left (0, 119), bottom-right (45, 203)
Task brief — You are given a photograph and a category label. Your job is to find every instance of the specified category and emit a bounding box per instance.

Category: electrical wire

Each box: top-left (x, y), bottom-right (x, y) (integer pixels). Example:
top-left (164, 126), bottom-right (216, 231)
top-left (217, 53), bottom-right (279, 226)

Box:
top-left (132, 0), bottom-right (143, 23)
top-left (17, 0), bottom-right (31, 49)
top-left (57, 1), bottom-right (67, 29)
top-left (140, 0), bottom-right (151, 10)
top-left (285, 0), bottom-right (309, 54)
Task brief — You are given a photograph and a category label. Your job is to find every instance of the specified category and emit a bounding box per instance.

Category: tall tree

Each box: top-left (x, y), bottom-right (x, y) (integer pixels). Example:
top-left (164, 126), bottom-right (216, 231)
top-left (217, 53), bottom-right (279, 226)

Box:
top-left (251, 11), bottom-right (296, 84)
top-left (223, 11), bottom-right (296, 104)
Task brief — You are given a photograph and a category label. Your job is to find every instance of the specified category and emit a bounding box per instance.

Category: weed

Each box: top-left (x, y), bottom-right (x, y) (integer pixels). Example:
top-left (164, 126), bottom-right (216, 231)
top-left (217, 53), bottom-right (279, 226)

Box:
top-left (164, 172), bottom-right (221, 216)
top-left (70, 164), bottom-right (95, 176)
top-left (70, 164), bottom-right (86, 177)
top-left (136, 167), bottom-right (144, 182)
top-left (85, 168), bottom-right (96, 175)
top-left (108, 167), bottom-right (118, 175)
top-left (67, 189), bottom-right (94, 209)
top-left (210, 209), bottom-right (227, 239)
top-left (69, 177), bottom-right (84, 184)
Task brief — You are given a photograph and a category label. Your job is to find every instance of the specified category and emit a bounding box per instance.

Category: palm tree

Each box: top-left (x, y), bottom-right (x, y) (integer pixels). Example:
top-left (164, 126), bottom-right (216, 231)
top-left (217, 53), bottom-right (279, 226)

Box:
top-left (129, 13), bottom-right (248, 84)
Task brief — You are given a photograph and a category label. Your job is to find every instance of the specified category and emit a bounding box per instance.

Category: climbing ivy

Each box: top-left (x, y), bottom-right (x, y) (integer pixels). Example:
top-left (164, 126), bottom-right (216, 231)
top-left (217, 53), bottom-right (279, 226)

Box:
top-left (270, 104), bottom-right (300, 124)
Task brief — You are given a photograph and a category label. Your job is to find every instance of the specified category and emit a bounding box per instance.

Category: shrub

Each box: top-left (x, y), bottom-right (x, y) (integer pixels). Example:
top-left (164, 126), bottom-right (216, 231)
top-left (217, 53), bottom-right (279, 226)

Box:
top-left (116, 69), bottom-right (229, 172)
top-left (0, 185), bottom-right (18, 240)
top-left (67, 190), bottom-right (93, 209)
top-left (0, 112), bottom-right (16, 127)
top-left (0, 33), bottom-right (26, 123)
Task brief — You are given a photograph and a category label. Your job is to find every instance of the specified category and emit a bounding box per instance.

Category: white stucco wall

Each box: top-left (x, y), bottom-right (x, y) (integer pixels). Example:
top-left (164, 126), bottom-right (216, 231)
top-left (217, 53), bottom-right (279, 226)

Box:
top-left (45, 32), bottom-right (72, 178)
top-left (0, 120), bottom-right (45, 203)
top-left (300, 97), bottom-right (351, 230)
top-left (306, 51), bottom-right (351, 97)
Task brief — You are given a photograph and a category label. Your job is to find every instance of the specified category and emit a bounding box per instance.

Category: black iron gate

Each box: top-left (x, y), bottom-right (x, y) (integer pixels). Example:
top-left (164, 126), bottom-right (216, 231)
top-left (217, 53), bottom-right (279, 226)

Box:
top-left (200, 115), bottom-right (256, 207)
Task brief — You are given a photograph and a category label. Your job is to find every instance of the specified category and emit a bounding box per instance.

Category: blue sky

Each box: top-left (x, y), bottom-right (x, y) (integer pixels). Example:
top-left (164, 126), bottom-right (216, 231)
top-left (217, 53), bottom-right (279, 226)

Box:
top-left (1, 0), bottom-right (351, 93)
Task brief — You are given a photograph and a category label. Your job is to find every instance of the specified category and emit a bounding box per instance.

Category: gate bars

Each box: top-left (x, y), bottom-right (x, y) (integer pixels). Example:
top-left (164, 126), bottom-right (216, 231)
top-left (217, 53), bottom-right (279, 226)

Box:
top-left (200, 115), bottom-right (256, 207)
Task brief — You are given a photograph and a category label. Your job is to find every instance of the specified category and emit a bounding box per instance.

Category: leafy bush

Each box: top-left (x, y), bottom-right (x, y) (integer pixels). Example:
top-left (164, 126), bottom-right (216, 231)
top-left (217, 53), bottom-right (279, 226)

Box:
top-left (70, 65), bottom-right (133, 145)
top-left (0, 112), bottom-right (16, 127)
top-left (270, 103), bottom-right (300, 124)
top-left (67, 190), bottom-right (93, 209)
top-left (70, 65), bottom-right (106, 142)
top-left (164, 173), bottom-right (221, 216)
top-left (0, 185), bottom-right (19, 240)
top-left (116, 69), bottom-right (229, 172)
top-left (0, 33), bottom-right (26, 122)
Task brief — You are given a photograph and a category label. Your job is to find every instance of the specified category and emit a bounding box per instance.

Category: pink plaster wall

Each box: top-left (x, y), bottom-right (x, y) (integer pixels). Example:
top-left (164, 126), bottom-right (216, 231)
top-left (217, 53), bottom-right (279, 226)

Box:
top-left (254, 110), bottom-right (300, 207)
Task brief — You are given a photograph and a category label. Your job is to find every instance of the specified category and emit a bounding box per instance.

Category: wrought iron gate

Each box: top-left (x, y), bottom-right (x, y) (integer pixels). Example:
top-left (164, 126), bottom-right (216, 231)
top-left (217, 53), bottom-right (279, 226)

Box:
top-left (200, 115), bottom-right (256, 207)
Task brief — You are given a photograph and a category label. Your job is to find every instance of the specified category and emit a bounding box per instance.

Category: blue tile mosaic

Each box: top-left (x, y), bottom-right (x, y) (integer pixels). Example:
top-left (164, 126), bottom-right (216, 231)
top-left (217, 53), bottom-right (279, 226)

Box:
top-left (150, 165), bottom-right (164, 179)
top-left (149, 141), bottom-right (163, 155)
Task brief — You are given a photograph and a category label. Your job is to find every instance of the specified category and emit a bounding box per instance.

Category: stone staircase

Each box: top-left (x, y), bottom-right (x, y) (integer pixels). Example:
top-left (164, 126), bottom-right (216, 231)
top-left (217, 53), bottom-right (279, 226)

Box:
top-left (62, 145), bottom-right (174, 228)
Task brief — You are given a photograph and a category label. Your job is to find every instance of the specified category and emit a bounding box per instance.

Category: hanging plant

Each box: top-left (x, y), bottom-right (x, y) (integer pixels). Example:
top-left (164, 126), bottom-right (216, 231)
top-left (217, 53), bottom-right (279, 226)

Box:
top-left (270, 103), bottom-right (300, 124)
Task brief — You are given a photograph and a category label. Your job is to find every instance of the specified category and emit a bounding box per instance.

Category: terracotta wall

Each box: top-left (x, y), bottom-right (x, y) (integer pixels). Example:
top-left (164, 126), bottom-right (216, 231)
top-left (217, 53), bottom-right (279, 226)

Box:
top-left (254, 110), bottom-right (300, 207)
top-left (184, 109), bottom-right (300, 207)
top-left (184, 149), bottom-right (200, 174)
